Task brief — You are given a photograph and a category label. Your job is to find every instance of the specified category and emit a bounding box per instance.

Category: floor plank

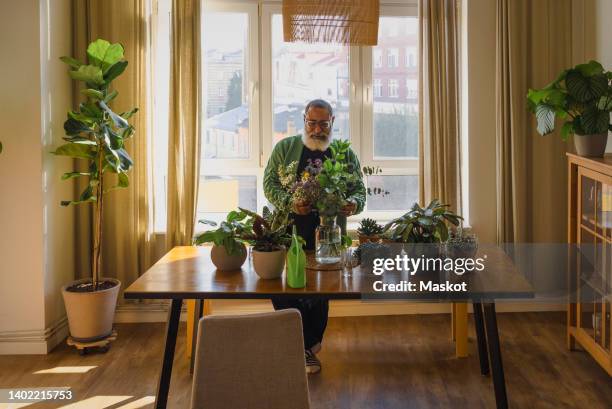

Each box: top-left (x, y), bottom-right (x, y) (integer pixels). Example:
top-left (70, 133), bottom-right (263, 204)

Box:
top-left (0, 312), bottom-right (610, 408)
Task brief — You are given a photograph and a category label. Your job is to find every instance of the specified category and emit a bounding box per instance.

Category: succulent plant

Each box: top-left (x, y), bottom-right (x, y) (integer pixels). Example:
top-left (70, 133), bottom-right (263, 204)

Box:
top-left (353, 242), bottom-right (391, 267)
top-left (446, 227), bottom-right (478, 258)
top-left (357, 218), bottom-right (384, 236)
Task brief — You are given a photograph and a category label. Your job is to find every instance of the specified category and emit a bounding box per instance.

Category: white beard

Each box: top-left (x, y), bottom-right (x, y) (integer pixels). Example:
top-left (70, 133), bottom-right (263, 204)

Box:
top-left (302, 133), bottom-right (331, 152)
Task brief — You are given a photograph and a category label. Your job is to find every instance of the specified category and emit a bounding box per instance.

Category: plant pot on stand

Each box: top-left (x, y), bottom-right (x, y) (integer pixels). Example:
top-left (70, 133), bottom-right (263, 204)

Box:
top-left (574, 133), bottom-right (608, 157)
top-left (62, 278), bottom-right (121, 350)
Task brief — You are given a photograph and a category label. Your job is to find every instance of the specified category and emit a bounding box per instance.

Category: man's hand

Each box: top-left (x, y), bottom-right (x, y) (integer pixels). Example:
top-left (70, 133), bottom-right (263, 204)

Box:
top-left (293, 201), bottom-right (312, 215)
top-left (340, 200), bottom-right (357, 217)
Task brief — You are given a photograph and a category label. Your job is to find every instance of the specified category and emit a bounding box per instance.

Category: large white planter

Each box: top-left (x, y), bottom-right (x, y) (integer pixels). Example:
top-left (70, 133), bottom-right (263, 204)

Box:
top-left (62, 277), bottom-right (120, 342)
top-left (252, 248), bottom-right (286, 279)
top-left (210, 243), bottom-right (247, 271)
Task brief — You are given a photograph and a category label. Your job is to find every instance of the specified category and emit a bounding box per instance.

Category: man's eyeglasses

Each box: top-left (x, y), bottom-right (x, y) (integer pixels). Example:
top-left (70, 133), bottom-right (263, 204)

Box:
top-left (304, 119), bottom-right (332, 130)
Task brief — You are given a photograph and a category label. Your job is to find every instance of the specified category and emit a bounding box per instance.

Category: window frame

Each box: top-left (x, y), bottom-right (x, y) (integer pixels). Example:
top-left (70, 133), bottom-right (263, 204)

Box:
top-left (200, 1), bottom-right (260, 173)
top-left (155, 0), bottom-right (421, 231)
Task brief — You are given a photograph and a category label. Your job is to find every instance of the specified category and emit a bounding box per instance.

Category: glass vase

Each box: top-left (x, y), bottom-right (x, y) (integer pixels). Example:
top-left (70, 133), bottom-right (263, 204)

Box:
top-left (315, 216), bottom-right (342, 264)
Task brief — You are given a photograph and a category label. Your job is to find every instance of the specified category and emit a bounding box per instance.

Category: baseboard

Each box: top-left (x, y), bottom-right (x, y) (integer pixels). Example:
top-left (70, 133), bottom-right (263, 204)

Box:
top-left (0, 316), bottom-right (69, 355)
top-left (113, 299), bottom-right (566, 323)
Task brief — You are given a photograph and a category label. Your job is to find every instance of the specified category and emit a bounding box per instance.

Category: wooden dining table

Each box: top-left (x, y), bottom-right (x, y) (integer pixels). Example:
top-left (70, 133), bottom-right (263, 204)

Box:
top-left (124, 245), bottom-right (533, 409)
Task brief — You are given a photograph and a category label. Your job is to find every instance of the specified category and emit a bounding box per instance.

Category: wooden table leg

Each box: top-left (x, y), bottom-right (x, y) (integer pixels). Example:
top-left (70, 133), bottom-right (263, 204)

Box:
top-left (451, 302), bottom-right (457, 341)
top-left (483, 302), bottom-right (508, 409)
top-left (190, 299), bottom-right (204, 374)
top-left (454, 302), bottom-right (468, 358)
top-left (472, 301), bottom-right (490, 375)
top-left (155, 299), bottom-right (182, 409)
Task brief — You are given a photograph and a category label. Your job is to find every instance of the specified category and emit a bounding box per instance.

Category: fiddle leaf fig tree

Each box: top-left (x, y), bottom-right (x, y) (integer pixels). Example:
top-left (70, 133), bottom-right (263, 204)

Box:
top-left (53, 39), bottom-right (138, 290)
top-left (527, 60), bottom-right (612, 140)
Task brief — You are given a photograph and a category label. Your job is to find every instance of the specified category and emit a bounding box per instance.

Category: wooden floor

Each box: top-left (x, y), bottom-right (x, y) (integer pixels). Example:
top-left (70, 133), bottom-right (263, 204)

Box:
top-left (0, 312), bottom-right (611, 409)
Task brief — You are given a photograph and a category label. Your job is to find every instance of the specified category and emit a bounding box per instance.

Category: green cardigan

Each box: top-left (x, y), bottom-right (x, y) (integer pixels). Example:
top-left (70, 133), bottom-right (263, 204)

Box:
top-left (263, 135), bottom-right (366, 233)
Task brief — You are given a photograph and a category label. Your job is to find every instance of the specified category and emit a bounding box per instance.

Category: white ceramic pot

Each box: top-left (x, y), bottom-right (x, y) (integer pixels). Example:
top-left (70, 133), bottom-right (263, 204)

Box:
top-left (62, 277), bottom-right (121, 342)
top-left (252, 248), bottom-right (286, 279)
top-left (210, 243), bottom-right (247, 271)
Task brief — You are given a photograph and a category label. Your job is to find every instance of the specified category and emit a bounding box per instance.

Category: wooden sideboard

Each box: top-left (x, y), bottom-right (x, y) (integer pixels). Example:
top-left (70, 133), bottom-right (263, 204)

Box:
top-left (567, 153), bottom-right (612, 376)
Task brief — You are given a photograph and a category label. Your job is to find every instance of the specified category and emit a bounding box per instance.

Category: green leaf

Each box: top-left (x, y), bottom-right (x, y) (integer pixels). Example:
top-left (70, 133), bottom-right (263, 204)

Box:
top-left (597, 96), bottom-right (612, 111)
top-left (61, 171), bottom-right (90, 180)
top-left (52, 143), bottom-right (94, 159)
top-left (566, 70), bottom-right (608, 102)
top-left (575, 60), bottom-right (604, 77)
top-left (104, 90), bottom-right (118, 104)
top-left (61, 185), bottom-right (96, 206)
top-left (582, 107), bottom-right (610, 134)
top-left (87, 39), bottom-right (124, 73)
top-left (120, 107), bottom-right (138, 120)
top-left (535, 104), bottom-right (556, 135)
top-left (104, 61), bottom-right (128, 83)
top-left (561, 122), bottom-right (574, 141)
top-left (69, 65), bottom-right (104, 85)
top-left (118, 173), bottom-right (129, 188)
top-left (64, 118), bottom-right (90, 136)
top-left (116, 148), bottom-right (134, 171)
top-left (60, 56), bottom-right (83, 69)
top-left (81, 88), bottom-right (104, 100)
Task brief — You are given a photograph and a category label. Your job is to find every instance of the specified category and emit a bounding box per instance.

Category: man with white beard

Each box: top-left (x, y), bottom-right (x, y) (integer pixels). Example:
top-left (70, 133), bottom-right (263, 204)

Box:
top-left (263, 99), bottom-right (366, 374)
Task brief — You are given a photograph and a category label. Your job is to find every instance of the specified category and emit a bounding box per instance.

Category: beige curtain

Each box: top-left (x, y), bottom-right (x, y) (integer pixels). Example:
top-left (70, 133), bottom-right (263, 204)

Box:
top-left (166, 0), bottom-right (202, 248)
top-left (282, 0), bottom-right (379, 46)
top-left (495, 0), bottom-right (572, 243)
top-left (72, 0), bottom-right (156, 284)
top-left (418, 0), bottom-right (461, 213)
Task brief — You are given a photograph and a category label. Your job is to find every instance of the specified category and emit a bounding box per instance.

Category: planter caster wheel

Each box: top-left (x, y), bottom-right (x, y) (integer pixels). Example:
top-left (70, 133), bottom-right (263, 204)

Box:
top-left (79, 348), bottom-right (88, 356)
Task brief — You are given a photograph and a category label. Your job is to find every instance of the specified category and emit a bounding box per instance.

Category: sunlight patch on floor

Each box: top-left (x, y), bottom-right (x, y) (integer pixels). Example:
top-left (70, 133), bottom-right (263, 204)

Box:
top-left (115, 396), bottom-right (156, 408)
top-left (34, 366), bottom-right (97, 374)
top-left (56, 396), bottom-right (132, 408)
top-left (0, 403), bottom-right (35, 409)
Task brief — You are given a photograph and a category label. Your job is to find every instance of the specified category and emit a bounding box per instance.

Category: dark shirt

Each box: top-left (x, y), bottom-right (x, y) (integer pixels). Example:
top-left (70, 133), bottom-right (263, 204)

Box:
top-left (290, 145), bottom-right (331, 250)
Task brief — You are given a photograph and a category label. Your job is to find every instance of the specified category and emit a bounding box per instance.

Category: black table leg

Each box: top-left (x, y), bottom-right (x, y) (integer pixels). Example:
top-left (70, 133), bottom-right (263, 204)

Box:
top-left (483, 302), bottom-right (508, 409)
top-left (155, 299), bottom-right (183, 409)
top-left (472, 302), bottom-right (490, 375)
top-left (190, 299), bottom-right (204, 374)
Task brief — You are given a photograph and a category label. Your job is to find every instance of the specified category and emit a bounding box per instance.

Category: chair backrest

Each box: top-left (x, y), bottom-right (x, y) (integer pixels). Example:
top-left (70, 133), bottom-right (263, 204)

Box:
top-left (190, 308), bottom-right (310, 409)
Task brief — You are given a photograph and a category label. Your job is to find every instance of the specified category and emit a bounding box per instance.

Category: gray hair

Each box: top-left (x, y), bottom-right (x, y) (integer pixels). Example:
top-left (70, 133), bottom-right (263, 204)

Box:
top-left (304, 99), bottom-right (334, 117)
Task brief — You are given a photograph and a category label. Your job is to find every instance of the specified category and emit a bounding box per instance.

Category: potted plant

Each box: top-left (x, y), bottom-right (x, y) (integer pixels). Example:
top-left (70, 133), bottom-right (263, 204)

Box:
top-left (445, 227), bottom-right (478, 259)
top-left (357, 218), bottom-right (384, 244)
top-left (382, 200), bottom-right (462, 261)
top-left (193, 210), bottom-right (252, 271)
top-left (240, 206), bottom-right (292, 279)
top-left (54, 39), bottom-right (137, 342)
top-left (527, 60), bottom-right (612, 157)
top-left (314, 139), bottom-right (361, 264)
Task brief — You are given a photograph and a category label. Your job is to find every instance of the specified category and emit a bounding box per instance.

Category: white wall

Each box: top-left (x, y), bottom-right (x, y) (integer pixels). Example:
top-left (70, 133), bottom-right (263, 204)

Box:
top-left (0, 0), bottom-right (74, 354)
top-left (40, 0), bottom-right (76, 349)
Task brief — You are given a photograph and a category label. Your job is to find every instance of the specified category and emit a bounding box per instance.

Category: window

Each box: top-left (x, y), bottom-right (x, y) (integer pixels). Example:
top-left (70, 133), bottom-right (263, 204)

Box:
top-left (373, 49), bottom-right (383, 68)
top-left (371, 16), bottom-right (418, 162)
top-left (373, 79), bottom-right (382, 98)
top-left (406, 78), bottom-right (418, 99)
top-left (270, 14), bottom-right (350, 146)
top-left (405, 46), bottom-right (417, 67)
top-left (387, 48), bottom-right (399, 68)
top-left (153, 1), bottom-right (420, 230)
top-left (388, 79), bottom-right (399, 98)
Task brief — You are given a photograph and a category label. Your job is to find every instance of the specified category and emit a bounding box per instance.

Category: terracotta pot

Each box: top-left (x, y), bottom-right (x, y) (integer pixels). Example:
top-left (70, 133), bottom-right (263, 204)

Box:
top-left (358, 234), bottom-right (380, 245)
top-left (574, 133), bottom-right (608, 157)
top-left (210, 243), bottom-right (247, 271)
top-left (62, 278), bottom-right (121, 342)
top-left (252, 248), bottom-right (286, 279)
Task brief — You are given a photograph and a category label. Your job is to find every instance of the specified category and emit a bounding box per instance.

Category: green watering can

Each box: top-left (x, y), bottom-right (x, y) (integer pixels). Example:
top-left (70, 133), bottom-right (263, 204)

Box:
top-left (286, 225), bottom-right (306, 288)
